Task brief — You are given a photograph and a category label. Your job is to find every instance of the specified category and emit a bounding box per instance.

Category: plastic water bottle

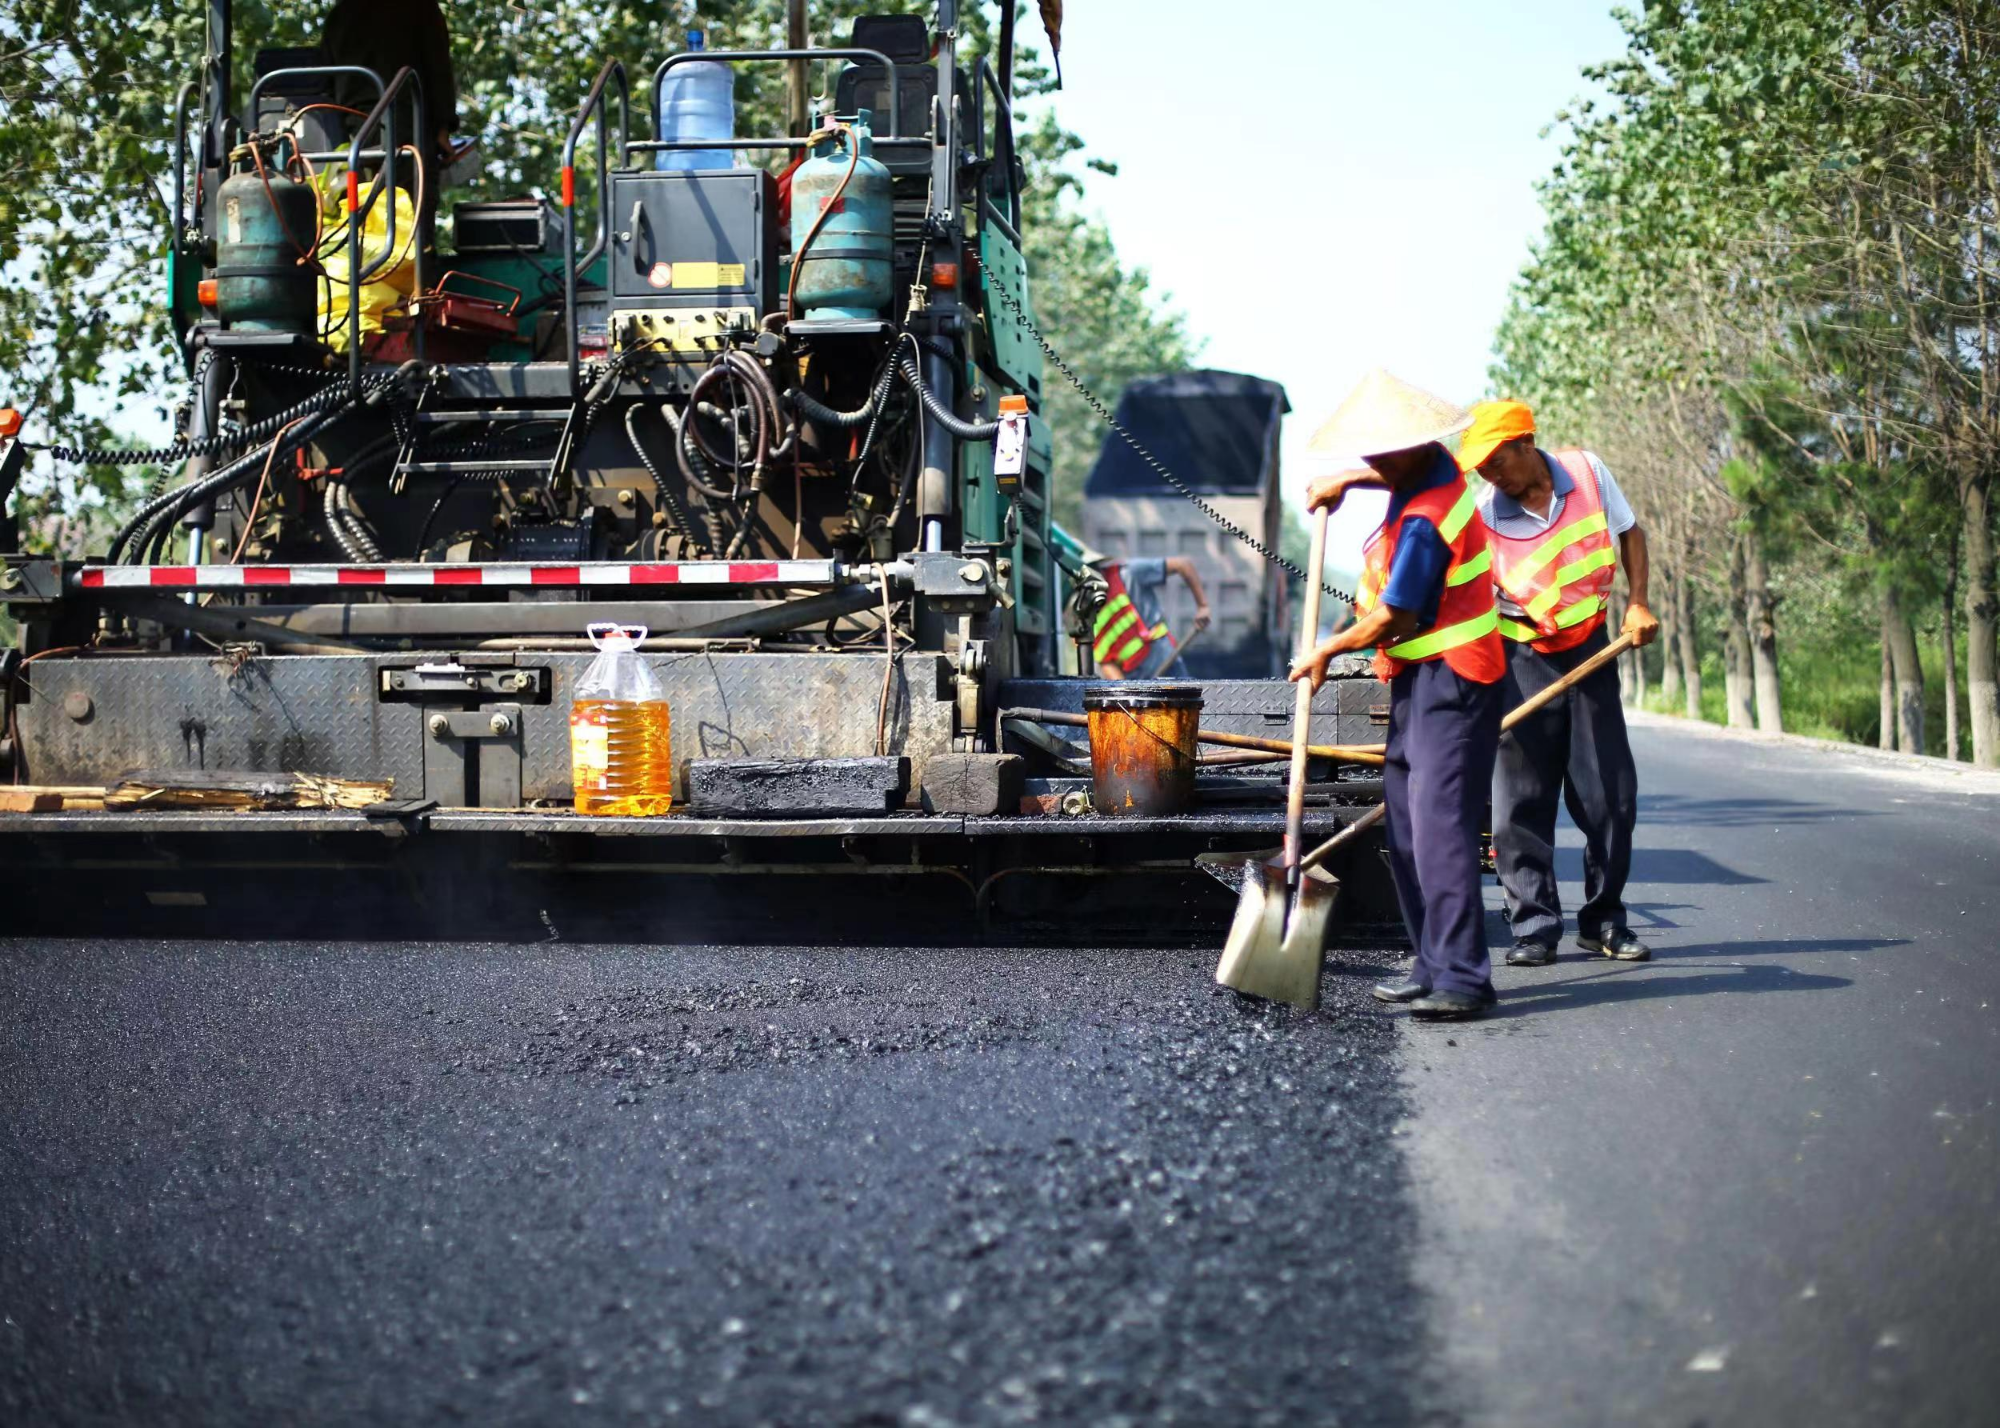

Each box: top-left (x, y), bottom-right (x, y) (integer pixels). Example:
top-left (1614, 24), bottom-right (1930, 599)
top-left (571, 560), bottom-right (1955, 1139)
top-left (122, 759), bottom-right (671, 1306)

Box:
top-left (655, 29), bottom-right (735, 172)
top-left (571, 624), bottom-right (675, 816)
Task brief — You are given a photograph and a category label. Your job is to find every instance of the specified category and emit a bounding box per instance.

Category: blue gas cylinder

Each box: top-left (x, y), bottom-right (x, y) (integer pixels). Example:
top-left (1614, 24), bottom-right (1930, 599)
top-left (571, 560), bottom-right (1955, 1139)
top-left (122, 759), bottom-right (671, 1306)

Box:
top-left (655, 29), bottom-right (735, 172)
top-left (789, 113), bottom-right (894, 321)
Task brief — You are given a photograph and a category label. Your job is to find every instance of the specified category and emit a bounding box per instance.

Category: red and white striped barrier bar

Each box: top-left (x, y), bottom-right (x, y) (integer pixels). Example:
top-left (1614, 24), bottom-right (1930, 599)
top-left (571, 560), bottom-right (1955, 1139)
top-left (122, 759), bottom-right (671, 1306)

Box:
top-left (75, 559), bottom-right (856, 592)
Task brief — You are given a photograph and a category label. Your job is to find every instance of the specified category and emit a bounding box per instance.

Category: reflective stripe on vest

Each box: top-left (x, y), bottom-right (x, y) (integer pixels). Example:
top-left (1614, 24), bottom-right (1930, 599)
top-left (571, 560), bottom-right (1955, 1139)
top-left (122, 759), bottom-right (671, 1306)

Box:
top-left (1091, 566), bottom-right (1166, 672)
top-left (1386, 606), bottom-right (1500, 662)
top-left (1093, 597), bottom-right (1140, 663)
top-left (1356, 470), bottom-right (1507, 685)
top-left (1488, 449), bottom-right (1617, 653)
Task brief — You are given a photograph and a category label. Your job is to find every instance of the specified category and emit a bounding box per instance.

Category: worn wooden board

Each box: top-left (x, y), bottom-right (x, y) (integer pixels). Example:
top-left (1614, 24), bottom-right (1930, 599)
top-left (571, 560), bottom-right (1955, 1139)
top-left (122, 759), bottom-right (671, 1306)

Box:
top-left (101, 770), bottom-right (394, 811)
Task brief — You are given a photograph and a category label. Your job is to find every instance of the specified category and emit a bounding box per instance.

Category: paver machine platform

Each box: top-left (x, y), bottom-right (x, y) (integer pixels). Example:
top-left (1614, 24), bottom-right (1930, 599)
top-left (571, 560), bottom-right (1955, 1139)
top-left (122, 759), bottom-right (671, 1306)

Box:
top-left (0, 0), bottom-right (1393, 941)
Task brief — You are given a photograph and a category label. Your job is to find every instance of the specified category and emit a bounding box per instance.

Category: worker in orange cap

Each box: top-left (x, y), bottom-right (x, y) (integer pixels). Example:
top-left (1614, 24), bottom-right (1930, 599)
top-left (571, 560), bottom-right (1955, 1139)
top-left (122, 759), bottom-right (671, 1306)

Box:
top-left (1458, 400), bottom-right (1659, 967)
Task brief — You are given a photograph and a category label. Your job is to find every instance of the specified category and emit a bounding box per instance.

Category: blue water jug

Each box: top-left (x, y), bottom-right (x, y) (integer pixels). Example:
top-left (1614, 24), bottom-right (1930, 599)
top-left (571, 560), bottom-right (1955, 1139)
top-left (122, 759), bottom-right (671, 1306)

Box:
top-left (656, 29), bottom-right (734, 172)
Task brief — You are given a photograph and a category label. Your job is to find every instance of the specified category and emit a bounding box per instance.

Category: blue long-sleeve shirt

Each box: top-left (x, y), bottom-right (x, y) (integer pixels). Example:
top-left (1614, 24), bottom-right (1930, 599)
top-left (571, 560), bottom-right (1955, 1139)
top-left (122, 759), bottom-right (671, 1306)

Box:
top-left (1376, 448), bottom-right (1460, 630)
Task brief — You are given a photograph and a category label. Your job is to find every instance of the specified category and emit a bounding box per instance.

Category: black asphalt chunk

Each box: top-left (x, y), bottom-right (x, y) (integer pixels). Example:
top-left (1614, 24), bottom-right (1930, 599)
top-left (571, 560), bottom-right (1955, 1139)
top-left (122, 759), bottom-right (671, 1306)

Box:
top-left (0, 940), bottom-right (1422, 1427)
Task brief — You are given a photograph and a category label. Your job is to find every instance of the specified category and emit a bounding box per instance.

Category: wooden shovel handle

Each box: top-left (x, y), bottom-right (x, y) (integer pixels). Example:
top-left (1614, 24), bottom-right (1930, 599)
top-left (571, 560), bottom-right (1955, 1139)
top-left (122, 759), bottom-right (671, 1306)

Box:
top-left (1284, 506), bottom-right (1333, 886)
top-left (1497, 630), bottom-right (1640, 732)
top-left (1297, 630), bottom-right (1640, 871)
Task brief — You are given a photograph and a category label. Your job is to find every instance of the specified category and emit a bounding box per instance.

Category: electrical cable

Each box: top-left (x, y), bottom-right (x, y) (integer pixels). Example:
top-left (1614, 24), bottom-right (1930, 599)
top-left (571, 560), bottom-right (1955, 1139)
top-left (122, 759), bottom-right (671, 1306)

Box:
top-left (983, 278), bottom-right (1355, 606)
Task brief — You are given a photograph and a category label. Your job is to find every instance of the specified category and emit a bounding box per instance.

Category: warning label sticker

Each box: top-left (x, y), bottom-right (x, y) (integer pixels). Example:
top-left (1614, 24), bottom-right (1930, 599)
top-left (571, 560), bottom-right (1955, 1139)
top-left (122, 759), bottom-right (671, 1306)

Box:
top-left (671, 261), bottom-right (746, 289)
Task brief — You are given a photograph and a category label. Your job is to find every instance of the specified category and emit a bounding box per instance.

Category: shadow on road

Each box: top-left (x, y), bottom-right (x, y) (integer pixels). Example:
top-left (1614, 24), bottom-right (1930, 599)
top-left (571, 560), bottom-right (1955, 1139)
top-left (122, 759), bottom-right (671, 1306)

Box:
top-left (1659, 936), bottom-right (1909, 959)
top-left (1636, 793), bottom-right (1877, 828)
top-left (1492, 962), bottom-right (1853, 1017)
top-left (1554, 846), bottom-right (1770, 886)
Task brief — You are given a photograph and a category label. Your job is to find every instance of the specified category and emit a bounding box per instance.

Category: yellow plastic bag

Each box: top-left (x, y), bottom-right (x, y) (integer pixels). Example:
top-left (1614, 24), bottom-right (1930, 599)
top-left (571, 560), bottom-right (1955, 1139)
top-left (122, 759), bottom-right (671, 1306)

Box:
top-left (313, 170), bottom-right (418, 351)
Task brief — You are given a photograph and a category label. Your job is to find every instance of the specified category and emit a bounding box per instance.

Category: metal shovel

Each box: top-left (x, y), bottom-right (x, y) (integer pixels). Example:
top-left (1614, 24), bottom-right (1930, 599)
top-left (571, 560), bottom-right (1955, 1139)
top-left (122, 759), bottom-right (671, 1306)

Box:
top-left (1212, 504), bottom-right (1336, 1009)
top-left (1214, 629), bottom-right (1641, 1009)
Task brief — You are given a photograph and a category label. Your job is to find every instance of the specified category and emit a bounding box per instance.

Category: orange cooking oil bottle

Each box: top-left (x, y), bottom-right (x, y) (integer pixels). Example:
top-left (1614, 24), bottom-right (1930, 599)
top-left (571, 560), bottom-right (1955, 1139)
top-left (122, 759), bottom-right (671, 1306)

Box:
top-left (570, 623), bottom-right (675, 815)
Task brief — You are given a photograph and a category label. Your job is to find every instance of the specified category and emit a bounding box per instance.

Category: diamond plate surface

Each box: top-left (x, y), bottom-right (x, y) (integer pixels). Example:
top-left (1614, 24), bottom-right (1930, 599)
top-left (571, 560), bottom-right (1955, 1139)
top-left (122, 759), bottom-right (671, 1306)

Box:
top-left (519, 652), bottom-right (956, 801)
top-left (14, 651), bottom-right (957, 807)
top-left (14, 655), bottom-right (426, 792)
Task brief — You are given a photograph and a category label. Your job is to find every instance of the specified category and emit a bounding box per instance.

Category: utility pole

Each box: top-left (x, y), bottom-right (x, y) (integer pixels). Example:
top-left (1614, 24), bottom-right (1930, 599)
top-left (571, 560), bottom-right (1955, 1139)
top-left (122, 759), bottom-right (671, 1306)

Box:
top-left (786, 0), bottom-right (809, 135)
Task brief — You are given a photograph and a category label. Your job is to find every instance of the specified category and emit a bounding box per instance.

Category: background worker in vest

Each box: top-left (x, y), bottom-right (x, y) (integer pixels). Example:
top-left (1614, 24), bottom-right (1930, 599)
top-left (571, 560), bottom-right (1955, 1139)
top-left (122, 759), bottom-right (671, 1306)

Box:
top-left (1090, 554), bottom-right (1212, 679)
top-left (1292, 371), bottom-right (1507, 1021)
top-left (1457, 400), bottom-right (1660, 966)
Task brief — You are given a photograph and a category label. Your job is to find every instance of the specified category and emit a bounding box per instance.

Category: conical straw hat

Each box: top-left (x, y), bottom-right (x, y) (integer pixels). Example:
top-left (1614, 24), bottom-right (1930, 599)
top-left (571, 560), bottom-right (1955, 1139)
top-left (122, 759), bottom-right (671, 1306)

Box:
top-left (1307, 369), bottom-right (1471, 463)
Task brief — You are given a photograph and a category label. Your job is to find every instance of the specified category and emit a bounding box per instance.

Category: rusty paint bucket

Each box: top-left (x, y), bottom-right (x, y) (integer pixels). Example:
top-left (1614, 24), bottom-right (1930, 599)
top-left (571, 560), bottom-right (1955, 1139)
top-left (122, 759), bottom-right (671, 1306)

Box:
top-left (1083, 682), bottom-right (1203, 817)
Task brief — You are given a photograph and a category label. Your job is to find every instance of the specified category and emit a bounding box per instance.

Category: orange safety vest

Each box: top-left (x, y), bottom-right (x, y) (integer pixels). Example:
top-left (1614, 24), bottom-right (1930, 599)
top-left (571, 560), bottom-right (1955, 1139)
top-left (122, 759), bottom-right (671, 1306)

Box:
top-left (1487, 448), bottom-right (1617, 654)
top-left (1091, 564), bottom-right (1172, 674)
top-left (1355, 472), bottom-right (1505, 685)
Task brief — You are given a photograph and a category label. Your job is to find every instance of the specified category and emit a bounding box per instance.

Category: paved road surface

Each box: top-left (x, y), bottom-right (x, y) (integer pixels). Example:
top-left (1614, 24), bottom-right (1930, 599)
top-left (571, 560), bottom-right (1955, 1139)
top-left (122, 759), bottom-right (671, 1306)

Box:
top-left (1407, 717), bottom-right (2000, 1426)
top-left (3, 717), bottom-right (1997, 1424)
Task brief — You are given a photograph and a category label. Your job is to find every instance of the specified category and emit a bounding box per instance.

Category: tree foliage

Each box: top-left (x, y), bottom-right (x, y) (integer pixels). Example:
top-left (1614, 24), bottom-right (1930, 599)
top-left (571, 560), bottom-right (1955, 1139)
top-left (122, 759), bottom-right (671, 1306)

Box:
top-left (1495, 0), bottom-right (2000, 763)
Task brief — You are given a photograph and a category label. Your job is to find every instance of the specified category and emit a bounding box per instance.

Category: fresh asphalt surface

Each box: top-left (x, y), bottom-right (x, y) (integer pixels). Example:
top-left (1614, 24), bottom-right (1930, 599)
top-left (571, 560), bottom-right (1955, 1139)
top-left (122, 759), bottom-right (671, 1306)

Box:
top-left (4, 718), bottom-right (1998, 1425)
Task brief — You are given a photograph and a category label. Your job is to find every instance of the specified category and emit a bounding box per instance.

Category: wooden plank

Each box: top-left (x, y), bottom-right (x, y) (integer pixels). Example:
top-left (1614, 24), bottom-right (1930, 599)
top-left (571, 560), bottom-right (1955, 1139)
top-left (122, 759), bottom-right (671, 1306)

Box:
top-left (0, 789), bottom-right (64, 813)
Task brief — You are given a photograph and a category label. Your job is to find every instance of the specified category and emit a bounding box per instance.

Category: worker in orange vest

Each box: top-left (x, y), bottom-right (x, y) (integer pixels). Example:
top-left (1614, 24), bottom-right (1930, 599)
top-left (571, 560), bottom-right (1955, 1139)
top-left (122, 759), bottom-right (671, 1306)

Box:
top-left (1458, 400), bottom-right (1660, 966)
top-left (1293, 371), bottom-right (1505, 1021)
top-left (1090, 555), bottom-right (1211, 679)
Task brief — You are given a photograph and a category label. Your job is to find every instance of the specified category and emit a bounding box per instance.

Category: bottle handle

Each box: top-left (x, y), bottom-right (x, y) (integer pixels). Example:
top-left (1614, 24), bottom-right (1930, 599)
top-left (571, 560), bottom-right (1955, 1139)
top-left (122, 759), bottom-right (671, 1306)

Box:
top-left (586, 622), bottom-right (649, 649)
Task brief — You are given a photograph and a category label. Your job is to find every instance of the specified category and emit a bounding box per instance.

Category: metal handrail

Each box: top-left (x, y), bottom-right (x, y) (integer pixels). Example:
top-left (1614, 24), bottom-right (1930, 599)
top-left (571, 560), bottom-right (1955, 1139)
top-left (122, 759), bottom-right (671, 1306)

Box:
top-left (974, 56), bottom-right (1021, 235)
top-left (246, 64), bottom-right (385, 127)
top-left (171, 80), bottom-right (199, 259)
top-left (559, 59), bottom-right (631, 394)
top-left (645, 48), bottom-right (904, 143)
top-left (344, 65), bottom-right (429, 397)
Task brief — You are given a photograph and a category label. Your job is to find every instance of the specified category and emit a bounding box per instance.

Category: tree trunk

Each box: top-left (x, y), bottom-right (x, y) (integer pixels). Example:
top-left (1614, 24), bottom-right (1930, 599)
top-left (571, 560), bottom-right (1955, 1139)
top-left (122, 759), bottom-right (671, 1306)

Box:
top-left (1675, 573), bottom-right (1702, 719)
top-left (1744, 529), bottom-right (1782, 732)
top-left (1879, 637), bottom-right (1894, 751)
top-left (1943, 585), bottom-right (1961, 762)
top-left (1965, 471), bottom-right (1999, 768)
top-left (1723, 540), bottom-right (1755, 729)
top-left (1882, 584), bottom-right (1925, 755)
top-left (1659, 564), bottom-right (1683, 709)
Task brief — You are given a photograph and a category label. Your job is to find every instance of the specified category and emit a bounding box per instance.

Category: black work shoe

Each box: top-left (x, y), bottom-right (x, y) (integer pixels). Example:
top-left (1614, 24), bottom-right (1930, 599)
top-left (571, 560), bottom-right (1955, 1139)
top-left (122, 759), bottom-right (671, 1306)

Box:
top-left (1505, 939), bottom-right (1557, 967)
top-left (1577, 928), bottom-right (1651, 961)
top-left (1372, 979), bottom-right (1430, 1004)
top-left (1407, 990), bottom-right (1492, 1020)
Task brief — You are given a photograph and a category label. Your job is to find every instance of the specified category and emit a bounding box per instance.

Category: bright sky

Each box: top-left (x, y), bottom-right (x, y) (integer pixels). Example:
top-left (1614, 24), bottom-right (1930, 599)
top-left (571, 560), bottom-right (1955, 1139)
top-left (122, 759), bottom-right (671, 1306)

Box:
top-left (1038, 0), bottom-right (1628, 571)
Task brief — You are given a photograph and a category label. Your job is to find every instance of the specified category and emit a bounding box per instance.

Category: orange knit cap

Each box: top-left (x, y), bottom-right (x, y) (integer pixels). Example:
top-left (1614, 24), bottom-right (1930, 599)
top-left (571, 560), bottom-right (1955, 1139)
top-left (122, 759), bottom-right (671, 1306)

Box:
top-left (1456, 400), bottom-right (1536, 473)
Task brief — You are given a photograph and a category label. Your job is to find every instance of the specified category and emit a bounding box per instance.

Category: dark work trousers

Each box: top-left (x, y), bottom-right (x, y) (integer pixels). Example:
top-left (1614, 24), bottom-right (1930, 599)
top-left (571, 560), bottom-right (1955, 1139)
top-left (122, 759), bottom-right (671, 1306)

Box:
top-left (1383, 659), bottom-right (1503, 999)
top-left (1492, 624), bottom-right (1639, 946)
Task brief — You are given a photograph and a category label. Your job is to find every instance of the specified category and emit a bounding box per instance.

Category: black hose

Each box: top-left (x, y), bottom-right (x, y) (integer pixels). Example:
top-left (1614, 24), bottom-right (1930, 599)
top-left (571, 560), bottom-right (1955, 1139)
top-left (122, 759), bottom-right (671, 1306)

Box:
top-left (665, 401), bottom-right (741, 502)
top-left (623, 403), bottom-right (703, 555)
top-left (37, 374), bottom-right (349, 467)
top-left (114, 395), bottom-right (365, 562)
top-left (790, 355), bottom-right (899, 430)
top-left (895, 350), bottom-right (1001, 441)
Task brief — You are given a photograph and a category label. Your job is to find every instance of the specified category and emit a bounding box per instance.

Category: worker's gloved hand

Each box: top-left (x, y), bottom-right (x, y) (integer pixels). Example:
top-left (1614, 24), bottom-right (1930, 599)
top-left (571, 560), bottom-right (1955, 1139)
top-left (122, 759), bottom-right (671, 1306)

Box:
top-left (1288, 640), bottom-right (1336, 693)
top-left (1193, 604), bottom-right (1212, 632)
top-left (1621, 601), bottom-right (1661, 648)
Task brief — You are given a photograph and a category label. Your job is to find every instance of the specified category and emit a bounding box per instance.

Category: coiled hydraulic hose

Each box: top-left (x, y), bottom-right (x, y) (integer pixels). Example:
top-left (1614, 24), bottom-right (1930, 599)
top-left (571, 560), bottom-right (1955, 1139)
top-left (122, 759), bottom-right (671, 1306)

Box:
top-left (623, 403), bottom-right (703, 555)
top-left (788, 353), bottom-right (900, 431)
top-left (35, 374), bottom-right (349, 467)
top-left (894, 350), bottom-right (1001, 441)
top-left (111, 382), bottom-right (382, 561)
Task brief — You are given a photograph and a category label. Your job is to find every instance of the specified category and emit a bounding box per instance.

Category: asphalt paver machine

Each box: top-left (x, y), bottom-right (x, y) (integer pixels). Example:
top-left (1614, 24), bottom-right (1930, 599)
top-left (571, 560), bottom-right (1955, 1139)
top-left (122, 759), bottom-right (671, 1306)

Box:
top-left (0, 1), bottom-right (1393, 940)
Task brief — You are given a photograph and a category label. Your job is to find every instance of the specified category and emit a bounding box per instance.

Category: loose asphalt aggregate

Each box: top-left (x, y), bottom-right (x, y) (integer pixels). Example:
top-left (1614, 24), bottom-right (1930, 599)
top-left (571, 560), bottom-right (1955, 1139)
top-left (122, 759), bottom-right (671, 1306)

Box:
top-left (1, 938), bottom-right (1425, 1427)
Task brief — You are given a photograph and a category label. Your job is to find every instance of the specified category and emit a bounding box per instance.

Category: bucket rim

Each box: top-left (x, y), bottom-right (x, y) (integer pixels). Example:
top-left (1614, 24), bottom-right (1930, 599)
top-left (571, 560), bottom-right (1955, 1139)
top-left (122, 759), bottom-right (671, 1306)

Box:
top-left (1082, 681), bottom-right (1203, 709)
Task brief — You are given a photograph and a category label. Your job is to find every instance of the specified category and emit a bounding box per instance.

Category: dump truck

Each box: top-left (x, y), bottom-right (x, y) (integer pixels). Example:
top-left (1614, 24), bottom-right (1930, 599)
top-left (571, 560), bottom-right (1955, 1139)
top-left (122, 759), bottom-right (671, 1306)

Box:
top-left (0, 0), bottom-right (1394, 941)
